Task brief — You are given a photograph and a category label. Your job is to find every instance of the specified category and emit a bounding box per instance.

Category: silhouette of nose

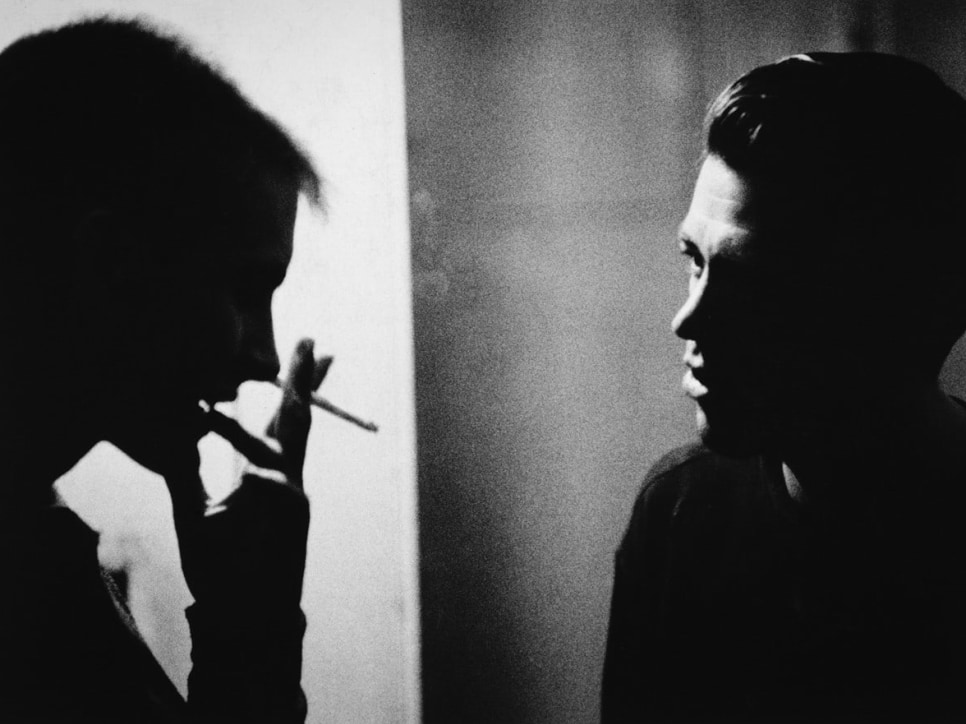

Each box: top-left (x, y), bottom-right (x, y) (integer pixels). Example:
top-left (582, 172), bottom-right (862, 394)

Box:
top-left (244, 309), bottom-right (281, 382)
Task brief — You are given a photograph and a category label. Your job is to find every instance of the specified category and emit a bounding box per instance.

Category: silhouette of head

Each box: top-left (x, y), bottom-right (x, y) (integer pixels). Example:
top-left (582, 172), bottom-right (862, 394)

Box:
top-left (0, 18), bottom-right (323, 446)
top-left (674, 53), bottom-right (966, 454)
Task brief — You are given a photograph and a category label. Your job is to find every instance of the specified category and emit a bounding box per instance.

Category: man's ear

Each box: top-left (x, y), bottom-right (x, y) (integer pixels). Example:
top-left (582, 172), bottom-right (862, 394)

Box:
top-left (69, 208), bottom-right (157, 332)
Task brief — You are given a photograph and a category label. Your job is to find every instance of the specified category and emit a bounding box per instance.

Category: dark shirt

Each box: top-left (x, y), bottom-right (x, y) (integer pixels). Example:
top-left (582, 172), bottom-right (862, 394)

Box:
top-left (1, 479), bottom-right (307, 723)
top-left (602, 443), bottom-right (966, 723)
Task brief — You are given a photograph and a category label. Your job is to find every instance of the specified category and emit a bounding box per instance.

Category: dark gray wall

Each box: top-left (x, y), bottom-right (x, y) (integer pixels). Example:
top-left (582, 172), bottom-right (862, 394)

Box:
top-left (405, 2), bottom-right (966, 721)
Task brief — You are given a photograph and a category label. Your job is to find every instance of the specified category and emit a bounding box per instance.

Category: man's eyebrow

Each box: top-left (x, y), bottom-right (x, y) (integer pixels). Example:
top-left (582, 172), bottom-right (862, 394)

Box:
top-left (715, 235), bottom-right (757, 261)
top-left (675, 229), bottom-right (759, 263)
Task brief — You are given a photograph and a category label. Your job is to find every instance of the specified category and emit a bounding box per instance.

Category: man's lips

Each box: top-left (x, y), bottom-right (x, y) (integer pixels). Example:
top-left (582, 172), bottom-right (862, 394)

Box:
top-left (682, 367), bottom-right (709, 398)
top-left (201, 384), bottom-right (240, 405)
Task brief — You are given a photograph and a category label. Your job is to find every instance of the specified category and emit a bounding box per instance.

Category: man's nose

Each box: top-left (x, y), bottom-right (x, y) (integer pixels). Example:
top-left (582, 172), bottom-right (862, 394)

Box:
top-left (671, 281), bottom-right (706, 341)
top-left (244, 313), bottom-right (282, 382)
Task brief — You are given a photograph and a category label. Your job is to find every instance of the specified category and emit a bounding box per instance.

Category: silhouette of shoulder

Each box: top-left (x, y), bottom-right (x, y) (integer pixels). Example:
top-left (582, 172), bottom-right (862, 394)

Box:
top-left (616, 442), bottom-right (773, 567)
top-left (636, 442), bottom-right (762, 515)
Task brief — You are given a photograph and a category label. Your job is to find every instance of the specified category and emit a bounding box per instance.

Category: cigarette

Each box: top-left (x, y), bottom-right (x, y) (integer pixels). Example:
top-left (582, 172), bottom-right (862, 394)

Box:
top-left (271, 378), bottom-right (379, 433)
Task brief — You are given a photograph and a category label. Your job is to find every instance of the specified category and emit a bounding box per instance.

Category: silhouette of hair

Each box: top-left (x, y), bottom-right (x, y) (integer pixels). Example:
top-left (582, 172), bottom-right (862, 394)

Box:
top-left (705, 53), bottom-right (966, 376)
top-left (0, 17), bottom-right (322, 262)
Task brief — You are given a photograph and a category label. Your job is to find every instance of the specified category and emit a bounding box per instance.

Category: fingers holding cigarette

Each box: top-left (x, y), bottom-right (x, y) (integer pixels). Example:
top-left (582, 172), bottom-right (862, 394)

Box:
top-left (202, 340), bottom-right (378, 484)
top-left (205, 407), bottom-right (284, 471)
top-left (269, 379), bottom-right (378, 432)
top-left (259, 338), bottom-right (327, 487)
top-left (199, 341), bottom-right (333, 487)
top-left (270, 340), bottom-right (378, 433)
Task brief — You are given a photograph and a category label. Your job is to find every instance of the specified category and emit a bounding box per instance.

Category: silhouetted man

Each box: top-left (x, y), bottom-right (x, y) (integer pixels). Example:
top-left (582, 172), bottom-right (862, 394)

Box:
top-left (0, 18), bottom-right (327, 723)
top-left (603, 53), bottom-right (966, 723)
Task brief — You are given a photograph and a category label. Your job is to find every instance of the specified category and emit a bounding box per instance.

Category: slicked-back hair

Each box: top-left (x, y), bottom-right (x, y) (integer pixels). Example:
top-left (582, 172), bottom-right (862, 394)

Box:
top-left (705, 52), bottom-right (966, 376)
top-left (0, 17), bottom-right (321, 264)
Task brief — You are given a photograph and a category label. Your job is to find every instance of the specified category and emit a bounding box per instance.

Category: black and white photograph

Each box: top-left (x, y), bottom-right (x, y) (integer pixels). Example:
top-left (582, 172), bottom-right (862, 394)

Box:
top-left (1, 1), bottom-right (965, 722)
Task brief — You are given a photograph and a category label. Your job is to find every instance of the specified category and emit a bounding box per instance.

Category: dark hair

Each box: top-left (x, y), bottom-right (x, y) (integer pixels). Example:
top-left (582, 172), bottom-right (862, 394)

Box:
top-left (705, 52), bottom-right (966, 375)
top-left (0, 16), bottom-right (322, 255)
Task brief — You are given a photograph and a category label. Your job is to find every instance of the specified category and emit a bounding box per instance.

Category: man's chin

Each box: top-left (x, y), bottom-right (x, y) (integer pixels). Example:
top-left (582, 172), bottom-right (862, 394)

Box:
top-left (695, 406), bottom-right (766, 458)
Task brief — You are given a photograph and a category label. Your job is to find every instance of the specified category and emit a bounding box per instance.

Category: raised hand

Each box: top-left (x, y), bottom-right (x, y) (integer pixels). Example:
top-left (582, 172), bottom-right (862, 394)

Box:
top-left (167, 339), bottom-right (331, 722)
top-left (265, 338), bottom-right (334, 486)
top-left (168, 338), bottom-right (330, 603)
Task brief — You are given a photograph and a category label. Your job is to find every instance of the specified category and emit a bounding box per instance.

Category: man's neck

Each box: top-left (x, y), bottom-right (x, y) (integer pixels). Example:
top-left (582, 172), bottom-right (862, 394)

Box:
top-left (778, 382), bottom-right (966, 508)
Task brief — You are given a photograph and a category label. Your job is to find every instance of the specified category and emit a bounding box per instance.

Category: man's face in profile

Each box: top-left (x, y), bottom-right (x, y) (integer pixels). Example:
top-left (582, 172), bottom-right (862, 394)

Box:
top-left (98, 173), bottom-right (299, 444)
top-left (173, 176), bottom-right (298, 409)
top-left (672, 155), bottom-right (839, 455)
top-left (186, 175), bottom-right (299, 406)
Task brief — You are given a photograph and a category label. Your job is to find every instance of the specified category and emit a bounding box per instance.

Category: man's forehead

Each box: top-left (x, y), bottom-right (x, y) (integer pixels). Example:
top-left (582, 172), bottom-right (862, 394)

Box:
top-left (680, 156), bottom-right (794, 260)
top-left (691, 156), bottom-right (759, 223)
top-left (680, 181), bottom-right (750, 256)
top-left (207, 174), bottom-right (298, 247)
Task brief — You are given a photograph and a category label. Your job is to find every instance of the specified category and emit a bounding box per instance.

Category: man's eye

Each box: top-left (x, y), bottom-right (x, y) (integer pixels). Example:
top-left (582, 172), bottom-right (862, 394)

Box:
top-left (678, 242), bottom-right (704, 277)
top-left (681, 252), bottom-right (704, 278)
